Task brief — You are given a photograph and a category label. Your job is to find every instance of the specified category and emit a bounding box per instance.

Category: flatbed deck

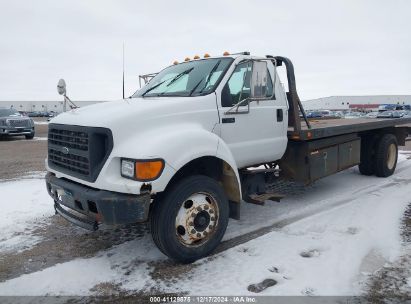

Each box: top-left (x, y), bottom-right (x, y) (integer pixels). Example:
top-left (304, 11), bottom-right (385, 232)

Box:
top-left (288, 118), bottom-right (411, 141)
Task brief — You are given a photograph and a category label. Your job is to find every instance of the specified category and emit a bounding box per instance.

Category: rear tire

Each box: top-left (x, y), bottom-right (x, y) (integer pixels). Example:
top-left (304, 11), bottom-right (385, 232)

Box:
top-left (359, 136), bottom-right (375, 176)
top-left (150, 175), bottom-right (229, 263)
top-left (374, 134), bottom-right (398, 177)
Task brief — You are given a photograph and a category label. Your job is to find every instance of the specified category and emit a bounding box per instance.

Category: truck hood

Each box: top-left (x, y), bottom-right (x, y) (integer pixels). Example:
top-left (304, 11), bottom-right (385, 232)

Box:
top-left (49, 96), bottom-right (219, 146)
top-left (50, 96), bottom-right (213, 128)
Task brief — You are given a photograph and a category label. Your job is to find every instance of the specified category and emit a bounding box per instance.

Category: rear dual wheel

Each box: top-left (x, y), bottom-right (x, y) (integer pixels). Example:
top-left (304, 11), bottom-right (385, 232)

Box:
top-left (374, 134), bottom-right (398, 177)
top-left (150, 175), bottom-right (229, 263)
top-left (359, 134), bottom-right (398, 177)
top-left (359, 137), bottom-right (375, 176)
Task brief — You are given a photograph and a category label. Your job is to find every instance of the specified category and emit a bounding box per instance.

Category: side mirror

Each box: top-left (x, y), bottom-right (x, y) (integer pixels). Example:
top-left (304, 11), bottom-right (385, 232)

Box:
top-left (57, 79), bottom-right (66, 96)
top-left (250, 61), bottom-right (268, 99)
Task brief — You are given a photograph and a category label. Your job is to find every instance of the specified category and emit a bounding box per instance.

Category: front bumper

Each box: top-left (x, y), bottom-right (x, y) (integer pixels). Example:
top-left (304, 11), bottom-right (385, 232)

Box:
top-left (45, 172), bottom-right (151, 231)
top-left (0, 126), bottom-right (34, 136)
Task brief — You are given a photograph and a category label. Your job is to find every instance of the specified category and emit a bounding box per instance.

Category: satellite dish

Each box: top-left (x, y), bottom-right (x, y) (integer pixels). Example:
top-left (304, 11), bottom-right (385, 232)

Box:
top-left (57, 79), bottom-right (66, 96)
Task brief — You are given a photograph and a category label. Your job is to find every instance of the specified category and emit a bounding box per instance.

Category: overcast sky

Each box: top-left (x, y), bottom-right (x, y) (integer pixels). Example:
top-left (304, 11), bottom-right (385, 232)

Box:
top-left (0, 0), bottom-right (410, 101)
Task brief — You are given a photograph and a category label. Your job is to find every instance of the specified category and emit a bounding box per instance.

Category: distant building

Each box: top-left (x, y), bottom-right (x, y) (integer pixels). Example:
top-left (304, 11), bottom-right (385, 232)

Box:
top-left (302, 95), bottom-right (411, 111)
top-left (0, 100), bottom-right (107, 113)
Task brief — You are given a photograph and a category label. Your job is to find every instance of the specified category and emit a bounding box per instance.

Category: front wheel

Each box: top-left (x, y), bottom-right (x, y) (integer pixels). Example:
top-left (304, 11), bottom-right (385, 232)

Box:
top-left (25, 133), bottom-right (35, 140)
top-left (150, 175), bottom-right (229, 263)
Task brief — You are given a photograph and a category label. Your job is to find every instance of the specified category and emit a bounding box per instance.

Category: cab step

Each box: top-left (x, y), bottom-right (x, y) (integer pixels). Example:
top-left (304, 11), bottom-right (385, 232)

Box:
top-left (244, 191), bottom-right (285, 205)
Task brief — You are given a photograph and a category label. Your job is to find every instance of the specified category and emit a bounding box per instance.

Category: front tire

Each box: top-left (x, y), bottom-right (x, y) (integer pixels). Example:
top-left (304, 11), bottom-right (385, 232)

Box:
top-left (25, 133), bottom-right (34, 140)
top-left (374, 134), bottom-right (398, 177)
top-left (150, 175), bottom-right (229, 263)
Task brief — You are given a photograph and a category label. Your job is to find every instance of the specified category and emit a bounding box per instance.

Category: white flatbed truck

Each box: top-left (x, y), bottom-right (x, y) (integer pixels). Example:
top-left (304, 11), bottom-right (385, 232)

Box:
top-left (45, 52), bottom-right (411, 263)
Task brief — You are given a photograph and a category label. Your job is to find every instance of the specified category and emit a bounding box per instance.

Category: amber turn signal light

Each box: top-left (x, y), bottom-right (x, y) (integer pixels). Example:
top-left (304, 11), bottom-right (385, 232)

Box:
top-left (121, 158), bottom-right (165, 181)
top-left (135, 160), bottom-right (164, 181)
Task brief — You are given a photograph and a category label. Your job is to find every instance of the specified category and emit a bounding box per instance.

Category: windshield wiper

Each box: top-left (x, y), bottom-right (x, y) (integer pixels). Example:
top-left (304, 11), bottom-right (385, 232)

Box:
top-left (155, 67), bottom-right (195, 97)
top-left (189, 78), bottom-right (204, 96)
top-left (141, 79), bottom-right (168, 97)
top-left (166, 67), bottom-right (194, 87)
top-left (197, 60), bottom-right (221, 94)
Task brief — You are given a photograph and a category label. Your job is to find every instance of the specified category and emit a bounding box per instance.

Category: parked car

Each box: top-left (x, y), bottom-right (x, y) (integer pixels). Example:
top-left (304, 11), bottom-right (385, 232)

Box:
top-left (332, 111), bottom-right (345, 118)
top-left (28, 111), bottom-right (41, 117)
top-left (344, 112), bottom-right (364, 119)
top-left (306, 111), bottom-right (323, 118)
top-left (397, 110), bottom-right (410, 118)
top-left (319, 110), bottom-right (342, 119)
top-left (365, 112), bottom-right (378, 119)
top-left (377, 111), bottom-right (401, 119)
top-left (401, 111), bottom-right (411, 118)
top-left (0, 108), bottom-right (35, 139)
top-left (47, 112), bottom-right (59, 121)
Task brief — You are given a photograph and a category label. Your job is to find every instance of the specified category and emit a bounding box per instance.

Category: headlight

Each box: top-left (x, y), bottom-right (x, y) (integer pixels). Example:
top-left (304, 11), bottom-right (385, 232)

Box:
top-left (121, 158), bottom-right (165, 181)
top-left (121, 159), bottom-right (135, 178)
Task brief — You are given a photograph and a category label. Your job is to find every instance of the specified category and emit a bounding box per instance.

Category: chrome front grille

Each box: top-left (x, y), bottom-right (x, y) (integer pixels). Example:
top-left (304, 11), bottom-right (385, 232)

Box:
top-left (8, 119), bottom-right (30, 127)
top-left (49, 129), bottom-right (89, 151)
top-left (48, 124), bottom-right (113, 182)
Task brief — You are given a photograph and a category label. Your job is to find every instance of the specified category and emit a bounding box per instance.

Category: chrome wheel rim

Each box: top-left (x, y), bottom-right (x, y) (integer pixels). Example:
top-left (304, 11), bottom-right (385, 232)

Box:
top-left (387, 143), bottom-right (397, 170)
top-left (175, 192), bottom-right (219, 247)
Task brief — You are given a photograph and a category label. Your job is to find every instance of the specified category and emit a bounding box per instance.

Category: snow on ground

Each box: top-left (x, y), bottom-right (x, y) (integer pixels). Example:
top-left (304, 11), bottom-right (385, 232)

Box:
top-left (224, 153), bottom-right (411, 240)
top-left (0, 177), bottom-right (53, 253)
top-left (34, 121), bottom-right (49, 125)
top-left (0, 236), bottom-right (163, 296)
top-left (0, 153), bottom-right (410, 296)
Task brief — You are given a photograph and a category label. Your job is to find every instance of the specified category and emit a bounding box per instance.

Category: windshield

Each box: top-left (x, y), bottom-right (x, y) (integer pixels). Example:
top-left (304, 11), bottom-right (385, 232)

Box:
top-left (0, 108), bottom-right (21, 117)
top-left (133, 58), bottom-right (233, 98)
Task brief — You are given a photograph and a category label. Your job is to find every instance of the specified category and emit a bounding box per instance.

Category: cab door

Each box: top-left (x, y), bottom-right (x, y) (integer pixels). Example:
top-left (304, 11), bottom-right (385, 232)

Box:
top-left (216, 60), bottom-right (288, 168)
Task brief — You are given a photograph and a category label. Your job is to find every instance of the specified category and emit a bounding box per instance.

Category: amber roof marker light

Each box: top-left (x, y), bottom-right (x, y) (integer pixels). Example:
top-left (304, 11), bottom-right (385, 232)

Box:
top-left (204, 53), bottom-right (210, 58)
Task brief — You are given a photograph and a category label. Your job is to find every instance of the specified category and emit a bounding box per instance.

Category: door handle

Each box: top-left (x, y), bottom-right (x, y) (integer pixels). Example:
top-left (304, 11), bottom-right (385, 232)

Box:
top-left (277, 109), bottom-right (283, 122)
top-left (222, 117), bottom-right (235, 124)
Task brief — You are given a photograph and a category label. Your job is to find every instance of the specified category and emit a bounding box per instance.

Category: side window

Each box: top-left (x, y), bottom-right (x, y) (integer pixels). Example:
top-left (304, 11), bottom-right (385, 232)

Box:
top-left (221, 62), bottom-right (251, 107)
top-left (221, 61), bottom-right (274, 107)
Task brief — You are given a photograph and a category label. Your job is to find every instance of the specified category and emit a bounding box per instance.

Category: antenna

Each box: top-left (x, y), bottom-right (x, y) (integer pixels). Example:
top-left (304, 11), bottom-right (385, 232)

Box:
top-left (122, 43), bottom-right (125, 99)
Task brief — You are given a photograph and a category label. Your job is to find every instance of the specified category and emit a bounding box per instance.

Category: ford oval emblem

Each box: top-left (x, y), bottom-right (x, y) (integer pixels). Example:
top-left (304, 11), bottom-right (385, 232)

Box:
top-left (62, 147), bottom-right (70, 155)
